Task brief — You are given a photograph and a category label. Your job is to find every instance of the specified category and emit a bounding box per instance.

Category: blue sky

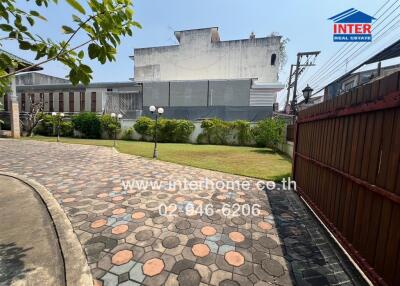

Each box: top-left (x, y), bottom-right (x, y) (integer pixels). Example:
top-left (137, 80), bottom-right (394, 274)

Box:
top-left (2, 0), bottom-right (399, 106)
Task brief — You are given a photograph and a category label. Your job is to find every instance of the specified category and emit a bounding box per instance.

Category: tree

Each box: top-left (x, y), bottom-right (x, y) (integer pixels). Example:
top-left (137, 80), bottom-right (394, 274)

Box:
top-left (25, 95), bottom-right (44, 136)
top-left (0, 0), bottom-right (141, 94)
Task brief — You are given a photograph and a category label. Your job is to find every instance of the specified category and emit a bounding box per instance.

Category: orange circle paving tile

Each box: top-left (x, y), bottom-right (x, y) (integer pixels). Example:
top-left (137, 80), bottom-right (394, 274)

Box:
top-left (112, 195), bottom-right (124, 202)
top-left (93, 279), bottom-right (103, 286)
top-left (235, 197), bottom-right (245, 203)
top-left (175, 196), bottom-right (185, 202)
top-left (237, 191), bottom-right (245, 196)
top-left (63, 197), bottom-right (75, 203)
top-left (111, 250), bottom-right (133, 265)
top-left (90, 219), bottom-right (107, 228)
top-left (260, 210), bottom-right (270, 216)
top-left (216, 195), bottom-right (226, 200)
top-left (97, 193), bottom-right (108, 198)
top-left (224, 251), bottom-right (245, 267)
top-left (193, 200), bottom-right (203, 205)
top-left (229, 231), bottom-right (245, 243)
top-left (143, 258), bottom-right (165, 276)
top-left (132, 211), bottom-right (145, 219)
top-left (258, 221), bottom-right (273, 230)
top-left (192, 243), bottom-right (210, 257)
top-left (112, 208), bottom-right (126, 215)
top-left (201, 226), bottom-right (217, 236)
top-left (111, 224), bottom-right (128, 234)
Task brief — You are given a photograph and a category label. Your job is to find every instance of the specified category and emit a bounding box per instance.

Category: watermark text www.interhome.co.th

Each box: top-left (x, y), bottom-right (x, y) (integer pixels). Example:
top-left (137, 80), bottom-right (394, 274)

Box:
top-left (121, 177), bottom-right (296, 192)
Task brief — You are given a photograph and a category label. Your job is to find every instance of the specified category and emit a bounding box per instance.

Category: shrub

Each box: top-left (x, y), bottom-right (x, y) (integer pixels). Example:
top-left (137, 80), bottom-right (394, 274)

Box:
top-left (198, 118), bottom-right (233, 145)
top-left (60, 121), bottom-right (74, 137)
top-left (133, 116), bottom-right (154, 140)
top-left (100, 114), bottom-right (121, 139)
top-left (158, 119), bottom-right (194, 143)
top-left (34, 113), bottom-right (74, 137)
top-left (232, 120), bottom-right (252, 145)
top-left (252, 117), bottom-right (285, 151)
top-left (122, 127), bottom-right (134, 140)
top-left (72, 112), bottom-right (101, 138)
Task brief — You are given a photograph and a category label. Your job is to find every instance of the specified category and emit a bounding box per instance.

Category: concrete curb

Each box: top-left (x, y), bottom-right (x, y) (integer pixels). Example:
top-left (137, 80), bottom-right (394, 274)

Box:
top-left (0, 172), bottom-right (93, 286)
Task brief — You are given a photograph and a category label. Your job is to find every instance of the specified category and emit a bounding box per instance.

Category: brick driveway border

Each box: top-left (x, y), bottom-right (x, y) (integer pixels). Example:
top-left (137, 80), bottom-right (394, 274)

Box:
top-left (0, 139), bottom-right (366, 286)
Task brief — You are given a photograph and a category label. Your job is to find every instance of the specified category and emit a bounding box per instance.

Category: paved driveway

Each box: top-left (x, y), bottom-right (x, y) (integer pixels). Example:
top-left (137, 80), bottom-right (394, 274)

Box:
top-left (0, 140), bottom-right (365, 286)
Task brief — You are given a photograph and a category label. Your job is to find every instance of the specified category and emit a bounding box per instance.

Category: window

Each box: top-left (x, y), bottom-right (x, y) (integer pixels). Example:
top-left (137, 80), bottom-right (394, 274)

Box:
top-left (3, 93), bottom-right (8, 111)
top-left (91, 92), bottom-right (96, 112)
top-left (80, 92), bottom-right (85, 112)
top-left (21, 93), bottom-right (25, 111)
top-left (39, 92), bottom-right (44, 103)
top-left (49, 93), bottom-right (53, 112)
top-left (271, 53), bottom-right (277, 66)
top-left (59, 92), bottom-right (64, 112)
top-left (69, 92), bottom-right (74, 112)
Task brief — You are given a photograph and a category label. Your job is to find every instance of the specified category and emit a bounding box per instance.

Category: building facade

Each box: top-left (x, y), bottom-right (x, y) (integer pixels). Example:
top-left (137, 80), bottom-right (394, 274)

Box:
top-left (133, 27), bottom-right (285, 121)
top-left (1, 73), bottom-right (142, 117)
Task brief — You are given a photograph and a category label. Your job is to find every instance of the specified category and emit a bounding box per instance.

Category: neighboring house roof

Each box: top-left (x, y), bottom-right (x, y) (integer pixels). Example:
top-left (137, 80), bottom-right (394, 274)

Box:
top-left (0, 48), bottom-right (42, 72)
top-left (319, 38), bottom-right (400, 94)
top-left (329, 8), bottom-right (376, 23)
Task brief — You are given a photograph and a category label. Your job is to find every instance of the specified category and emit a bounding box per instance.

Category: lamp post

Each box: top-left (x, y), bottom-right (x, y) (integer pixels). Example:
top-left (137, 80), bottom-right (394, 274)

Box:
top-left (52, 112), bottom-right (64, 142)
top-left (149, 105), bottom-right (164, 159)
top-left (111, 113), bottom-right (123, 148)
top-left (302, 85), bottom-right (313, 104)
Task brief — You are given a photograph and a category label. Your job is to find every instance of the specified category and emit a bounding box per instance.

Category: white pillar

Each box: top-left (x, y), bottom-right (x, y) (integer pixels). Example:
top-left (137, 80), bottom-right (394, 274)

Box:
top-left (9, 71), bottom-right (20, 138)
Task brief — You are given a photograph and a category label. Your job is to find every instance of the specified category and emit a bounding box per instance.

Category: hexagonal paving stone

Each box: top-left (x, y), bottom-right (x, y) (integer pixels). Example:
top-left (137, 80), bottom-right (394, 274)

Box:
top-left (192, 243), bottom-right (210, 258)
top-left (143, 258), bottom-right (165, 277)
top-left (175, 220), bottom-right (191, 230)
top-left (162, 236), bottom-right (180, 249)
top-left (177, 269), bottom-right (201, 286)
top-left (112, 250), bottom-right (133, 266)
top-left (135, 230), bottom-right (153, 241)
top-left (224, 251), bottom-right (245, 267)
top-left (261, 258), bottom-right (284, 277)
top-left (258, 237), bottom-right (278, 249)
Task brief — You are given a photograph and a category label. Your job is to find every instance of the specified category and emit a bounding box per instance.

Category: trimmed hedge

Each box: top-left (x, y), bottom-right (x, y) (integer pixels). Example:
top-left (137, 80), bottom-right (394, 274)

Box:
top-left (134, 116), bottom-right (195, 143)
top-left (72, 112), bottom-right (102, 138)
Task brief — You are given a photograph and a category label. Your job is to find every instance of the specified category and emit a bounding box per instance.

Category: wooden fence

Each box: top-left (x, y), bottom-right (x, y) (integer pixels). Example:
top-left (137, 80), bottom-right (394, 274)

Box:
top-left (286, 124), bottom-right (295, 141)
top-left (293, 71), bottom-right (400, 286)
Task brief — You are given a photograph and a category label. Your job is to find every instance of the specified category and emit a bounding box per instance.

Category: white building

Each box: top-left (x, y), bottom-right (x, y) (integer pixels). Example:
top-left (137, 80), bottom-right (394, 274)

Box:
top-left (132, 27), bottom-right (285, 121)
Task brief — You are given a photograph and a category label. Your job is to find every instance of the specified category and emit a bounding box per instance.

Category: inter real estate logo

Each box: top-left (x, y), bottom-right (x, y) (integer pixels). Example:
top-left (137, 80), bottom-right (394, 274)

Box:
top-left (329, 8), bottom-right (375, 42)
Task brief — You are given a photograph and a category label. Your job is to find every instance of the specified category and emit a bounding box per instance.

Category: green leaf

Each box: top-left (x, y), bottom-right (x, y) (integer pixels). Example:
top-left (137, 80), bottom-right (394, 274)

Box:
top-left (66, 0), bottom-right (86, 14)
top-left (27, 17), bottom-right (35, 26)
top-left (78, 50), bottom-right (84, 59)
top-left (61, 25), bottom-right (75, 34)
top-left (0, 24), bottom-right (13, 32)
top-left (88, 43), bottom-right (99, 59)
top-left (19, 41), bottom-right (31, 50)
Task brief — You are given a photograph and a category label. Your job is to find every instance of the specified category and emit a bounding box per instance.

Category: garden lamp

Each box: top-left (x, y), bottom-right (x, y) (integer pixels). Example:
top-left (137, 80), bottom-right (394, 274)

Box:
top-left (149, 106), bottom-right (164, 159)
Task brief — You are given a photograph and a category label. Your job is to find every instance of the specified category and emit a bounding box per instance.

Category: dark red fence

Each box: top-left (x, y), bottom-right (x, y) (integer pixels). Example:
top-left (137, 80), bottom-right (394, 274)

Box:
top-left (286, 124), bottom-right (295, 141)
top-left (293, 72), bottom-right (400, 286)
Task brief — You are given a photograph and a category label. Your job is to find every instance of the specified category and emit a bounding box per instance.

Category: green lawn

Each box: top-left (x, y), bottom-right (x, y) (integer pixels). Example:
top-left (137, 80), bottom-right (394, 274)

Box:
top-left (24, 136), bottom-right (292, 181)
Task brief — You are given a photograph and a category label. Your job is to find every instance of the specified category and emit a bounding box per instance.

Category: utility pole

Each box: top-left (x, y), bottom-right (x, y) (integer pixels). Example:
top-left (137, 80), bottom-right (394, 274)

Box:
top-left (286, 64), bottom-right (295, 111)
top-left (291, 51), bottom-right (320, 115)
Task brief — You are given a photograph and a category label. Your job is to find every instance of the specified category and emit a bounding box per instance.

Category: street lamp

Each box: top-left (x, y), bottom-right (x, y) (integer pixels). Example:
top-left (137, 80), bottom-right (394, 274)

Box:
top-left (52, 112), bottom-right (64, 142)
top-left (302, 85), bottom-right (313, 104)
top-left (149, 105), bottom-right (164, 159)
top-left (111, 112), bottom-right (122, 147)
